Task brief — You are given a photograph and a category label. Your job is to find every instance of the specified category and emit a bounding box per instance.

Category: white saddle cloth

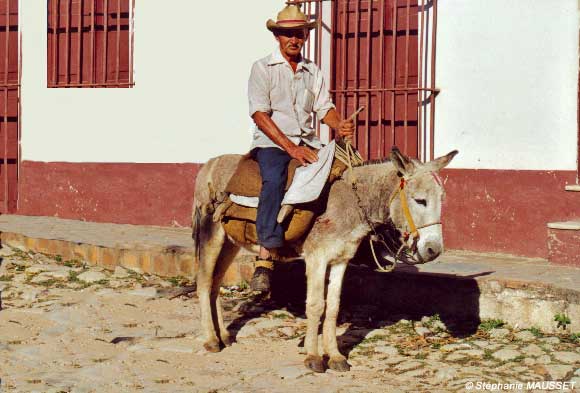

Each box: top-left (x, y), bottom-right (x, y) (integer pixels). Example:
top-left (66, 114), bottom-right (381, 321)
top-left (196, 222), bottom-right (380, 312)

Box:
top-left (230, 140), bottom-right (336, 208)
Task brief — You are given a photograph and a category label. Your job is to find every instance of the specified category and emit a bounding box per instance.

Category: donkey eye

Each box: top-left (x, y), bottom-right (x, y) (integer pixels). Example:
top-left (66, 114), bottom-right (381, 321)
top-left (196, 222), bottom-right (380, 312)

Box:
top-left (414, 198), bottom-right (427, 207)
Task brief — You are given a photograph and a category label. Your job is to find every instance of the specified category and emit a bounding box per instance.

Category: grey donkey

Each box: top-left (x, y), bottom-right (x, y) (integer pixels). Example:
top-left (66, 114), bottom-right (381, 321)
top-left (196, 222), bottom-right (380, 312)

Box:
top-left (192, 147), bottom-right (458, 373)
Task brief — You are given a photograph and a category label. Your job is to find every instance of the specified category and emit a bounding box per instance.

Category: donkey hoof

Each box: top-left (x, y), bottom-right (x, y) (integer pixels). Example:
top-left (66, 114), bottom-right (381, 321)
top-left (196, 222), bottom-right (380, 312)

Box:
top-left (221, 335), bottom-right (233, 347)
top-left (203, 340), bottom-right (221, 353)
top-left (328, 357), bottom-right (351, 372)
top-left (304, 355), bottom-right (325, 373)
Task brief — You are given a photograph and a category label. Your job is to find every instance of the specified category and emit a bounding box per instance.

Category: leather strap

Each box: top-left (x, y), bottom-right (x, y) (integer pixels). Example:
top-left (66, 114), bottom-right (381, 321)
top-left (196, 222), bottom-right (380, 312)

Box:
top-left (254, 259), bottom-right (274, 270)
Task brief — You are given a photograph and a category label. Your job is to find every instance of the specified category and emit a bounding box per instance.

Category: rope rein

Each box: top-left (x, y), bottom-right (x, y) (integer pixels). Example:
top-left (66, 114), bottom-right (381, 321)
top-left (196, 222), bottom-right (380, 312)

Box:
top-left (335, 139), bottom-right (441, 273)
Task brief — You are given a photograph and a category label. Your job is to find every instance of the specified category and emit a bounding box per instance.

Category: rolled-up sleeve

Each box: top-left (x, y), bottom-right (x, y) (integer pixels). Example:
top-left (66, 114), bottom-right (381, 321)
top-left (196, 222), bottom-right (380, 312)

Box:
top-left (312, 70), bottom-right (335, 121)
top-left (248, 61), bottom-right (271, 117)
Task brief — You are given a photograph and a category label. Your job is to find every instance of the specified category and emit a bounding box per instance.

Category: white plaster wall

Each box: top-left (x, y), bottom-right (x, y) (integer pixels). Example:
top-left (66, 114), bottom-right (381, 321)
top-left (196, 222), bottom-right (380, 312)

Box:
top-left (21, 1), bottom-right (286, 163)
top-left (434, 0), bottom-right (579, 170)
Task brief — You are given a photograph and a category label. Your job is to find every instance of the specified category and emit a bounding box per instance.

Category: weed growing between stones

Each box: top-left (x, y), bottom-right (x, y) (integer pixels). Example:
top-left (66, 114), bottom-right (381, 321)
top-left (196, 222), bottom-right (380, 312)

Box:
top-left (554, 313), bottom-right (571, 330)
top-left (63, 259), bottom-right (86, 269)
top-left (478, 319), bottom-right (505, 331)
top-left (526, 326), bottom-right (543, 337)
top-left (167, 276), bottom-right (190, 287)
top-left (359, 334), bottom-right (389, 345)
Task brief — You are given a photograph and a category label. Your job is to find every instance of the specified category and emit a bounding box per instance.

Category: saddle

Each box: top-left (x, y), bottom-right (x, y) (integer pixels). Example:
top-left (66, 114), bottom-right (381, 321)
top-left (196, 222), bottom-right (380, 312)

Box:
top-left (220, 153), bottom-right (349, 245)
top-left (225, 156), bottom-right (302, 197)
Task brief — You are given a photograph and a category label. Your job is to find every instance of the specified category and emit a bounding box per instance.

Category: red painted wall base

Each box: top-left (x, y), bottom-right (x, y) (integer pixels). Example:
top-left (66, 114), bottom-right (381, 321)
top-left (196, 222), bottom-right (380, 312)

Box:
top-left (16, 162), bottom-right (580, 259)
top-left (441, 169), bottom-right (580, 259)
top-left (17, 161), bottom-right (201, 227)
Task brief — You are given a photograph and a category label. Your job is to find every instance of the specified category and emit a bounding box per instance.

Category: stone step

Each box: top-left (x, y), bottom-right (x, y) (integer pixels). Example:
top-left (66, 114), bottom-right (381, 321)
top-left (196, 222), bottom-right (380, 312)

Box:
top-left (0, 215), bottom-right (198, 278)
top-left (547, 220), bottom-right (580, 267)
top-left (565, 184), bottom-right (580, 192)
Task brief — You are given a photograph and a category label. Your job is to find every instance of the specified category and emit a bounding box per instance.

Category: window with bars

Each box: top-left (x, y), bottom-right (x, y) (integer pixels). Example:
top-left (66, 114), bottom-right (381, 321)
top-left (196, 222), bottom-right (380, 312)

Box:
top-left (47, 0), bottom-right (135, 88)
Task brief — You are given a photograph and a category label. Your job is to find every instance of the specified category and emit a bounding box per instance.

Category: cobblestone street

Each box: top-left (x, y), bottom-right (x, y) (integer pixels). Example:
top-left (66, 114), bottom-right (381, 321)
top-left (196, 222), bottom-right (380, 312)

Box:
top-left (0, 246), bottom-right (579, 393)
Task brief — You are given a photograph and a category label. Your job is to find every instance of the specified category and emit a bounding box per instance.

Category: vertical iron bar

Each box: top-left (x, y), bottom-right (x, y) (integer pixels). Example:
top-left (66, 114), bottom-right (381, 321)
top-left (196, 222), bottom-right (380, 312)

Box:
top-left (340, 0), bottom-right (348, 120)
top-left (65, 0), bottom-right (70, 85)
top-left (129, 0), bottom-right (135, 85)
top-left (115, 0), bottom-right (120, 84)
top-left (316, 0), bottom-right (322, 68)
top-left (316, 0), bottom-right (323, 137)
top-left (429, 0), bottom-right (437, 161)
top-left (3, 0), bottom-right (9, 211)
top-left (52, 0), bottom-right (59, 85)
top-left (17, 1), bottom-right (21, 211)
top-left (354, 0), bottom-right (360, 155)
top-left (390, 0), bottom-right (398, 148)
top-left (330, 0), bottom-right (336, 140)
top-left (417, 0), bottom-right (424, 160)
top-left (378, 0), bottom-right (385, 158)
top-left (103, 0), bottom-right (108, 84)
top-left (365, 0), bottom-right (372, 158)
top-left (77, 0), bottom-right (82, 83)
top-left (305, 1), bottom-right (310, 58)
top-left (403, 0), bottom-right (410, 155)
top-left (90, 0), bottom-right (95, 84)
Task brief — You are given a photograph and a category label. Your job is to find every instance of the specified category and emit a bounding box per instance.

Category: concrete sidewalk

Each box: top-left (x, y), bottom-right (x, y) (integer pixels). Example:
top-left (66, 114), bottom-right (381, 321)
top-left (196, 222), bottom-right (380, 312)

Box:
top-left (0, 214), bottom-right (579, 332)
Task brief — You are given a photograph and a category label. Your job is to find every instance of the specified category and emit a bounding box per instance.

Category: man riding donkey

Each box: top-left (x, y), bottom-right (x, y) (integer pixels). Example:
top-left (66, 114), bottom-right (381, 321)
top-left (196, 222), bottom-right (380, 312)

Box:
top-left (248, 4), bottom-right (356, 293)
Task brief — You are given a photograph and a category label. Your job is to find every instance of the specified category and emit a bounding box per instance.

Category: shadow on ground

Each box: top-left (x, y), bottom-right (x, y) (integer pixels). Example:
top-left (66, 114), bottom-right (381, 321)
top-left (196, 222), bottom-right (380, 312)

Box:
top-left (227, 256), bottom-right (491, 355)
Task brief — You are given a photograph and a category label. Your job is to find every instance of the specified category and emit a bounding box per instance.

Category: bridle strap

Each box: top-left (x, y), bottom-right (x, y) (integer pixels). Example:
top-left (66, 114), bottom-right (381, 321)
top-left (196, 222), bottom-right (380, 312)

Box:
top-left (398, 184), bottom-right (418, 239)
top-left (387, 175), bottom-right (441, 242)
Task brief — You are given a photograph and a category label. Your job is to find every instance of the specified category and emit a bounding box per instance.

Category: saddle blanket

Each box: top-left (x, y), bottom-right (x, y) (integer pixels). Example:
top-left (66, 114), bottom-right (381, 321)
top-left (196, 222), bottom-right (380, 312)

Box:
top-left (230, 140), bottom-right (336, 208)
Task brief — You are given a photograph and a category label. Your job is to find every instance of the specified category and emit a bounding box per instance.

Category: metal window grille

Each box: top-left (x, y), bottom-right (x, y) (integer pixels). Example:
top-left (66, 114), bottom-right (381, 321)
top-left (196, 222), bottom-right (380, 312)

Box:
top-left (0, 0), bottom-right (19, 213)
top-left (47, 0), bottom-right (135, 88)
top-left (292, 0), bottom-right (438, 161)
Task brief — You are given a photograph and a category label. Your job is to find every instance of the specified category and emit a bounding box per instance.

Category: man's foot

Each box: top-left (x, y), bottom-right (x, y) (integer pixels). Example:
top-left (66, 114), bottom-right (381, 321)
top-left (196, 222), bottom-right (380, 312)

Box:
top-left (250, 265), bottom-right (273, 293)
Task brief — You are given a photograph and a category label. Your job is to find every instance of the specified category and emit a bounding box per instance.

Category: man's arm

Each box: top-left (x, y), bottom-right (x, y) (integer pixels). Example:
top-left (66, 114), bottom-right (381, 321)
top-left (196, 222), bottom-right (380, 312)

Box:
top-left (252, 112), bottom-right (318, 166)
top-left (322, 108), bottom-right (355, 140)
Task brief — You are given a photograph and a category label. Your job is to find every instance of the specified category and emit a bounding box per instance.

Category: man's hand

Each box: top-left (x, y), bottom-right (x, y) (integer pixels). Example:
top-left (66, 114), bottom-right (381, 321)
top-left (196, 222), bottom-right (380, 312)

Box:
top-left (337, 118), bottom-right (355, 140)
top-left (288, 145), bottom-right (318, 166)
top-left (322, 108), bottom-right (356, 141)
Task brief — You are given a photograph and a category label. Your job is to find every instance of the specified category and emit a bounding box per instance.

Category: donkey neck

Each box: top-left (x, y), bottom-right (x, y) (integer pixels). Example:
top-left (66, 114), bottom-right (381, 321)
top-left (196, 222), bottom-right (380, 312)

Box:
top-left (347, 162), bottom-right (400, 224)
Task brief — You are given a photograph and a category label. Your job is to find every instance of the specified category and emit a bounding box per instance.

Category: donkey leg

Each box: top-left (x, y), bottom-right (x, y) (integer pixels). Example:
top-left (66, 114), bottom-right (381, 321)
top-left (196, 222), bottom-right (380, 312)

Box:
top-left (323, 262), bottom-right (350, 372)
top-left (303, 256), bottom-right (328, 373)
top-left (196, 219), bottom-right (226, 353)
top-left (209, 240), bottom-right (240, 347)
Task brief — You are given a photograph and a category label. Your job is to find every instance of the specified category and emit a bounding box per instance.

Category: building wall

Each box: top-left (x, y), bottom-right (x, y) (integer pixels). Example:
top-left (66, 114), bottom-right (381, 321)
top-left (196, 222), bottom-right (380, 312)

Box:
top-left (16, 1), bottom-right (580, 258)
top-left (18, 1), bottom-right (286, 226)
top-left (21, 0), bottom-right (282, 163)
top-left (434, 0), bottom-right (580, 258)
top-left (435, 0), bottom-right (579, 171)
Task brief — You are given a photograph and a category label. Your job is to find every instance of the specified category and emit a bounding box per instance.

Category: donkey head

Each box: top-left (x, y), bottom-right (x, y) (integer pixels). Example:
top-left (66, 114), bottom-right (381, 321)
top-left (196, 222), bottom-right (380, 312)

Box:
top-left (387, 147), bottom-right (458, 264)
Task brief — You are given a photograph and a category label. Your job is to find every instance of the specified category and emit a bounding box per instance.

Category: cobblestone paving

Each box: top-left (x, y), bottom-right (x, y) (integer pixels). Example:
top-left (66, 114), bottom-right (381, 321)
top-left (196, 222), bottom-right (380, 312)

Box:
top-left (0, 246), bottom-right (579, 393)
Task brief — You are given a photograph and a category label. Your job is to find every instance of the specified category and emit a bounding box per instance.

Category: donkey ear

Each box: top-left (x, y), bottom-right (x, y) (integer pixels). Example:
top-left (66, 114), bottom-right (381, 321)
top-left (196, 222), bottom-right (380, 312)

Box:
top-left (425, 150), bottom-right (459, 172)
top-left (389, 146), bottom-right (415, 176)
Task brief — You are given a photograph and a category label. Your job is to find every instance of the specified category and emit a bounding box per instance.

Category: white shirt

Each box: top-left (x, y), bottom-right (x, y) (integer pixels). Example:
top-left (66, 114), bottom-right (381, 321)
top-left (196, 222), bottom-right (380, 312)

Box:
top-left (248, 48), bottom-right (335, 150)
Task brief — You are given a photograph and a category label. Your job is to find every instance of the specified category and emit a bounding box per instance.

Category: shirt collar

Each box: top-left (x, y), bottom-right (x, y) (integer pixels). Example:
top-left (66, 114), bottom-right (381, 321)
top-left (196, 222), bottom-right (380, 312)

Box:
top-left (268, 48), bottom-right (314, 73)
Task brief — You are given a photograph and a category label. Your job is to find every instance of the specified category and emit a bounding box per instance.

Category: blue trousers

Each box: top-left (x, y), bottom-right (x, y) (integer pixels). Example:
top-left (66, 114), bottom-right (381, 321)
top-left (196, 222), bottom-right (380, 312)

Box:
top-left (252, 147), bottom-right (292, 249)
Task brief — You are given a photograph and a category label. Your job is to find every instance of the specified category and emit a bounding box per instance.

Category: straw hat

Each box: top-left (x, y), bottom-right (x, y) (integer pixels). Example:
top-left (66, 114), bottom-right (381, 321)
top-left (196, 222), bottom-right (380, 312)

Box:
top-left (267, 4), bottom-right (318, 32)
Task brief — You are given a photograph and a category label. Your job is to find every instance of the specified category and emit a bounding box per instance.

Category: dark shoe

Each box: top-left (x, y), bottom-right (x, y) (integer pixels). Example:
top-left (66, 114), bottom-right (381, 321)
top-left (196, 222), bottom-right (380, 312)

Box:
top-left (250, 266), bottom-right (273, 293)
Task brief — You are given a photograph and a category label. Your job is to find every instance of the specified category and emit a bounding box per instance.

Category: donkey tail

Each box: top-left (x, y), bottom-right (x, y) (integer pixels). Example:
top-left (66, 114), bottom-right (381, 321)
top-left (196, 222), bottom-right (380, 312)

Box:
top-left (192, 201), bottom-right (202, 263)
